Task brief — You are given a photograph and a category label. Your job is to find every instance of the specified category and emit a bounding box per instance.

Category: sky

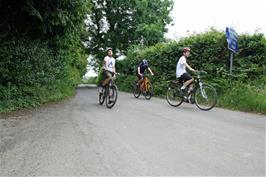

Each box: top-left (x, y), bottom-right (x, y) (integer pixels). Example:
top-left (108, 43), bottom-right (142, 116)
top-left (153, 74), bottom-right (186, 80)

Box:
top-left (165, 0), bottom-right (266, 39)
top-left (85, 0), bottom-right (266, 77)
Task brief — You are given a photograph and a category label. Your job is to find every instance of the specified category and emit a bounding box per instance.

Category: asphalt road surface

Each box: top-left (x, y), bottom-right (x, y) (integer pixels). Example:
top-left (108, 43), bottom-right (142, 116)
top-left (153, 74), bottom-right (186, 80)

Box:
top-left (0, 86), bottom-right (265, 176)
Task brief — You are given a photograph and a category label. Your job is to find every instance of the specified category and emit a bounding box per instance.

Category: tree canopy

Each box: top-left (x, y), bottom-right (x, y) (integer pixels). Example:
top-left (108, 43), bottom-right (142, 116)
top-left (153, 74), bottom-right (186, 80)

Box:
top-left (86, 0), bottom-right (173, 69)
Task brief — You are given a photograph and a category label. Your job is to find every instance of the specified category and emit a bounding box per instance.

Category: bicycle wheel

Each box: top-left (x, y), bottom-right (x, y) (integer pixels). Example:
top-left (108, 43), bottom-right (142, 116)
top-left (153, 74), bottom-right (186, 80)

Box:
top-left (194, 84), bottom-right (217, 111)
top-left (132, 82), bottom-right (140, 98)
top-left (144, 82), bottom-right (153, 100)
top-left (166, 85), bottom-right (183, 107)
top-left (106, 85), bottom-right (118, 109)
top-left (99, 90), bottom-right (105, 105)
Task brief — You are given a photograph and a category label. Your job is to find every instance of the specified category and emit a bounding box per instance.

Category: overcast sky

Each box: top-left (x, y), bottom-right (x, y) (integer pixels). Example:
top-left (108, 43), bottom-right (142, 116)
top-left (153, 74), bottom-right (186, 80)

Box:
top-left (85, 0), bottom-right (266, 77)
top-left (165, 0), bottom-right (266, 39)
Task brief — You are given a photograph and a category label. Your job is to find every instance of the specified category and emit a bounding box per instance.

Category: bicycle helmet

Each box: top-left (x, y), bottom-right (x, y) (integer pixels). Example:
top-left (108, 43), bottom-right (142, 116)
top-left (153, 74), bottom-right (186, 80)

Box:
top-left (107, 48), bottom-right (112, 52)
top-left (143, 59), bottom-right (149, 67)
top-left (183, 47), bottom-right (191, 53)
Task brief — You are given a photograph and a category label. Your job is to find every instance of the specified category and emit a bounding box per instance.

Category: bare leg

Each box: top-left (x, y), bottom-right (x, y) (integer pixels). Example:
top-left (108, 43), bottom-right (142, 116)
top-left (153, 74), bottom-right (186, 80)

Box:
top-left (137, 78), bottom-right (144, 86)
top-left (102, 77), bottom-right (111, 86)
top-left (183, 78), bottom-right (194, 88)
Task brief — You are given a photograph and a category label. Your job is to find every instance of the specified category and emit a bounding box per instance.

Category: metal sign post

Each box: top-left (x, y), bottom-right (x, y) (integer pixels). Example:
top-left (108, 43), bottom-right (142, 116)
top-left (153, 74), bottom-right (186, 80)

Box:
top-left (229, 52), bottom-right (234, 75)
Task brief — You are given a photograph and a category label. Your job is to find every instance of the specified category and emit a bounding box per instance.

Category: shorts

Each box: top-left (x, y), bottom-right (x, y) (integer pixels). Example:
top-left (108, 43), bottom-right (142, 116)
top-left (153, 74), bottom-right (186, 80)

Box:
top-left (103, 70), bottom-right (114, 79)
top-left (179, 73), bottom-right (192, 82)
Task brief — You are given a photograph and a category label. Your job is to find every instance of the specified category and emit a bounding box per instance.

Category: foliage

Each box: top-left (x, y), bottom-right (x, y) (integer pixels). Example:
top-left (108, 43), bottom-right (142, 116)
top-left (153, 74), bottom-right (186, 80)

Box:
top-left (82, 76), bottom-right (97, 84)
top-left (0, 0), bottom-right (92, 113)
top-left (86, 0), bottom-right (173, 70)
top-left (217, 80), bottom-right (266, 114)
top-left (116, 30), bottom-right (266, 113)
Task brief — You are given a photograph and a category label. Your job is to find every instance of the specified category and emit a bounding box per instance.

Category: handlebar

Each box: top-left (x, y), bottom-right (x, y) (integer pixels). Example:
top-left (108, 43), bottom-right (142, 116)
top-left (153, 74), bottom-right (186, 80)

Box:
top-left (195, 70), bottom-right (207, 75)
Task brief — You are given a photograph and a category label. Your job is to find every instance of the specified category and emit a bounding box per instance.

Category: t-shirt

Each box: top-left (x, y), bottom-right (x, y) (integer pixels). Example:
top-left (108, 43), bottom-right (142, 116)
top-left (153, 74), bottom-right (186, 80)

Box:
top-left (104, 56), bottom-right (115, 72)
top-left (138, 61), bottom-right (148, 74)
top-left (176, 56), bottom-right (187, 78)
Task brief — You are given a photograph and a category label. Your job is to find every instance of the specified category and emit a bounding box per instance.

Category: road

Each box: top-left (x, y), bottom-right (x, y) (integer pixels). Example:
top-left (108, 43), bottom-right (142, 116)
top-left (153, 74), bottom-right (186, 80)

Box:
top-left (0, 86), bottom-right (265, 176)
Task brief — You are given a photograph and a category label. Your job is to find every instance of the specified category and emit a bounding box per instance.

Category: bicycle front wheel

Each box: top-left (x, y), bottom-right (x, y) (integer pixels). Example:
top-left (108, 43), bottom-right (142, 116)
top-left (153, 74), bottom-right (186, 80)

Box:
top-left (99, 90), bottom-right (105, 105)
top-left (194, 84), bottom-right (217, 111)
top-left (166, 85), bottom-right (183, 107)
top-left (106, 85), bottom-right (118, 109)
top-left (132, 82), bottom-right (141, 98)
top-left (144, 82), bottom-right (153, 100)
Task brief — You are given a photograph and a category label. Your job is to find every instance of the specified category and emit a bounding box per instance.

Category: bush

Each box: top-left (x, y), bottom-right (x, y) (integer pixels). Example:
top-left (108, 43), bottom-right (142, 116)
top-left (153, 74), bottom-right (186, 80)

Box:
top-left (116, 30), bottom-right (266, 114)
top-left (218, 81), bottom-right (266, 114)
top-left (0, 0), bottom-right (91, 113)
top-left (0, 37), bottom-right (87, 113)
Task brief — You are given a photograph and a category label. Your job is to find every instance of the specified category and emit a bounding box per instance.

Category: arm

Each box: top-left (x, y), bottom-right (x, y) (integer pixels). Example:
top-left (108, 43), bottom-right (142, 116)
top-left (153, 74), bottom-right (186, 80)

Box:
top-left (103, 57), bottom-right (108, 70)
top-left (138, 67), bottom-right (141, 75)
top-left (148, 67), bottom-right (154, 75)
top-left (185, 63), bottom-right (195, 72)
top-left (182, 57), bottom-right (195, 72)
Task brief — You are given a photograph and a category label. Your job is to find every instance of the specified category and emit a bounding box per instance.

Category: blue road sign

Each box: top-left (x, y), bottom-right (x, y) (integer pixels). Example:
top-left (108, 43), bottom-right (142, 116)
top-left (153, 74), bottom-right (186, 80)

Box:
top-left (226, 27), bottom-right (238, 53)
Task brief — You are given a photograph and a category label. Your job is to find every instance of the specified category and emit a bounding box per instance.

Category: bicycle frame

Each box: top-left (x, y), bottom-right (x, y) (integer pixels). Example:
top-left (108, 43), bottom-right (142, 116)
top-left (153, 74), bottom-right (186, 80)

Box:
top-left (140, 76), bottom-right (150, 92)
top-left (104, 76), bottom-right (116, 94)
top-left (191, 72), bottom-right (207, 98)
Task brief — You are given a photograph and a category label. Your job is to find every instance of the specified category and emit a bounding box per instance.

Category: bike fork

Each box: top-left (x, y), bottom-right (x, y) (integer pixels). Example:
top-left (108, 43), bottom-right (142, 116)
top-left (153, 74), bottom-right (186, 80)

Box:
top-left (199, 82), bottom-right (208, 99)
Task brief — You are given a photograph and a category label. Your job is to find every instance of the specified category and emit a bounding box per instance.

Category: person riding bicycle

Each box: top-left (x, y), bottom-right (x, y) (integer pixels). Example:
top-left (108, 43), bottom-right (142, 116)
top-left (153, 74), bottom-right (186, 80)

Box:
top-left (136, 59), bottom-right (154, 87)
top-left (176, 47), bottom-right (197, 95)
top-left (99, 48), bottom-right (116, 93)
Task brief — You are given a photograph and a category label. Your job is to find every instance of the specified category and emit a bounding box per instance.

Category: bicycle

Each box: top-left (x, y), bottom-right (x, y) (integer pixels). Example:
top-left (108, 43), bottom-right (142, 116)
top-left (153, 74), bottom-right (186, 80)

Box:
top-left (166, 71), bottom-right (217, 111)
top-left (99, 74), bottom-right (118, 109)
top-left (132, 74), bottom-right (154, 100)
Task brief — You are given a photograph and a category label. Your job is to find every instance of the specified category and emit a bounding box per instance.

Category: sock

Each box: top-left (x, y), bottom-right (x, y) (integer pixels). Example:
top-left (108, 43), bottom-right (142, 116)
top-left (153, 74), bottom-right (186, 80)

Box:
top-left (181, 85), bottom-right (186, 90)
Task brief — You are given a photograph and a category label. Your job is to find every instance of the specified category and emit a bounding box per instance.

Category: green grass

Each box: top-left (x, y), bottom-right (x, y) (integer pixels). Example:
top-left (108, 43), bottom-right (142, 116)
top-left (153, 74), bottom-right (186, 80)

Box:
top-left (0, 84), bottom-right (75, 113)
top-left (217, 83), bottom-right (266, 114)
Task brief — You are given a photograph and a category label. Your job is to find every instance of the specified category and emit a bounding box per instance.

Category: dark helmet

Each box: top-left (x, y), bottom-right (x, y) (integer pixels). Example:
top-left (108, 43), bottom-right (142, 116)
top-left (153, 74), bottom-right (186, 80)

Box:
top-left (143, 59), bottom-right (148, 67)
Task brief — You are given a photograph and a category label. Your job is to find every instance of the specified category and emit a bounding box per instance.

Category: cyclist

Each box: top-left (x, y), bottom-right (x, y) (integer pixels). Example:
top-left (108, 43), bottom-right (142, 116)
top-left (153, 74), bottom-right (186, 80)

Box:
top-left (136, 59), bottom-right (154, 87)
top-left (176, 47), bottom-right (197, 95)
top-left (99, 48), bottom-right (116, 93)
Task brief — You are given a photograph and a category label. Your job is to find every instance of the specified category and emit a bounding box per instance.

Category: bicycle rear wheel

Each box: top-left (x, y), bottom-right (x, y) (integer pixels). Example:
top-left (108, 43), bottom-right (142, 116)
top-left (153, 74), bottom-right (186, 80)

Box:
top-left (166, 85), bottom-right (183, 107)
top-left (144, 82), bottom-right (153, 100)
top-left (106, 85), bottom-right (118, 109)
top-left (195, 84), bottom-right (217, 111)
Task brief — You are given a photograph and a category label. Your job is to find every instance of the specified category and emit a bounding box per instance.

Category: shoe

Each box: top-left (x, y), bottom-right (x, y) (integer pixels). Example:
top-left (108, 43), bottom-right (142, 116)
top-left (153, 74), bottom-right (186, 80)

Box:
top-left (189, 98), bottom-right (195, 104)
top-left (98, 87), bottom-right (104, 93)
top-left (183, 96), bottom-right (189, 103)
top-left (143, 91), bottom-right (146, 96)
top-left (188, 95), bottom-right (194, 104)
top-left (179, 88), bottom-right (185, 96)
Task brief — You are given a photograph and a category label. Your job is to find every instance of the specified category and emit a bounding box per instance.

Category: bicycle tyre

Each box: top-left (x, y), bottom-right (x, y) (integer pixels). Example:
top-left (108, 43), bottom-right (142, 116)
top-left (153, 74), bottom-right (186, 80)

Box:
top-left (144, 82), bottom-right (153, 100)
top-left (132, 82), bottom-right (141, 98)
top-left (194, 84), bottom-right (217, 111)
top-left (99, 91), bottom-right (105, 105)
top-left (106, 85), bottom-right (118, 109)
top-left (166, 85), bottom-right (183, 107)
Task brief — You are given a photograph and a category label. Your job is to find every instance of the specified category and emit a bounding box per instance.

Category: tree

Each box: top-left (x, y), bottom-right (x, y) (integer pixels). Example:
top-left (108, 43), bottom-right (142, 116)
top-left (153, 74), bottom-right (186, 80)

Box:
top-left (0, 0), bottom-right (92, 112)
top-left (86, 0), bottom-right (173, 69)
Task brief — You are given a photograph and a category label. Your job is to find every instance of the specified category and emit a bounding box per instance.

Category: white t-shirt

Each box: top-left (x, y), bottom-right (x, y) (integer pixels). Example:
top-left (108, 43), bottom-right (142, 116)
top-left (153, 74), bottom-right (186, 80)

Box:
top-left (176, 56), bottom-right (187, 78)
top-left (104, 56), bottom-right (115, 72)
